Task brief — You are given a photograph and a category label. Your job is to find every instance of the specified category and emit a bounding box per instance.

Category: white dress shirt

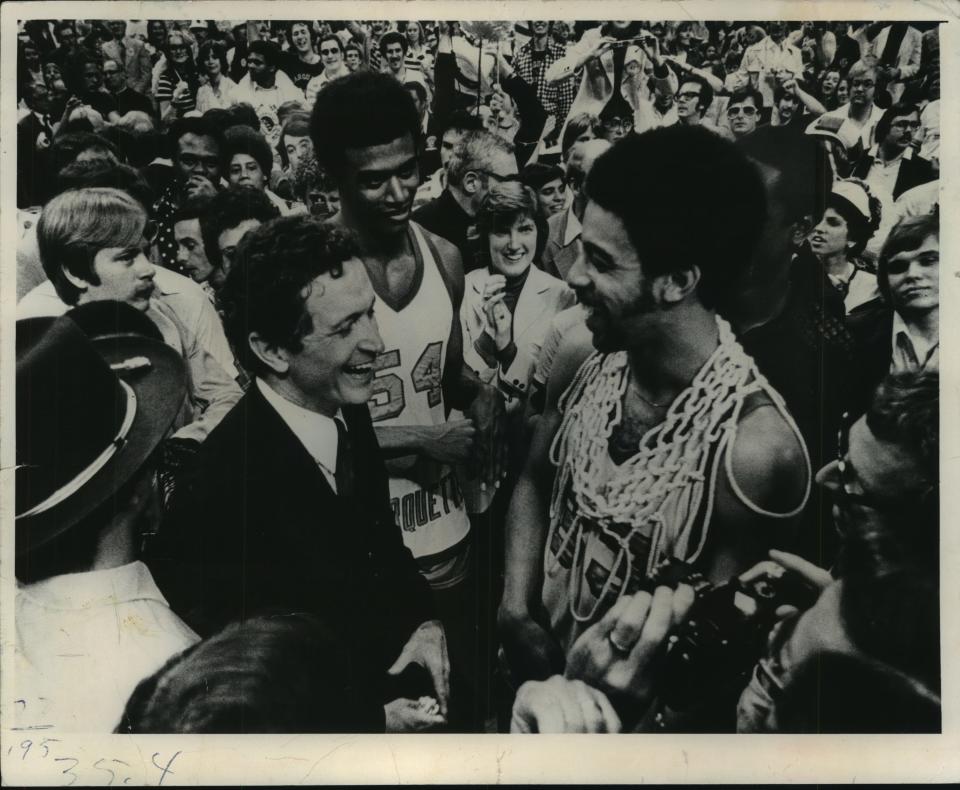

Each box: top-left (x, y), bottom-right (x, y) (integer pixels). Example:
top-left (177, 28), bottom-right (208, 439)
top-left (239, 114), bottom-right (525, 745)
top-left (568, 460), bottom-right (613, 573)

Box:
top-left (256, 378), bottom-right (343, 492)
top-left (891, 312), bottom-right (939, 372)
top-left (14, 561), bottom-right (198, 732)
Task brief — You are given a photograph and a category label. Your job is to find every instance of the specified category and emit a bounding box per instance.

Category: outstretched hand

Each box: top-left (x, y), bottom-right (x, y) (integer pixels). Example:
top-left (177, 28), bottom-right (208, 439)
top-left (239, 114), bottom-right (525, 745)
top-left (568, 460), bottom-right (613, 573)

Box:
top-left (565, 585), bottom-right (695, 712)
top-left (387, 619), bottom-right (451, 718)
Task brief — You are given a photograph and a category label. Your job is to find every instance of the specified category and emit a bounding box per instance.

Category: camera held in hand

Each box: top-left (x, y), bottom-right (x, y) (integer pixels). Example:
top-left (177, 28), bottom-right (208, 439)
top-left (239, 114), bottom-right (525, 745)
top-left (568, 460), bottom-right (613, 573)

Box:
top-left (644, 559), bottom-right (819, 712)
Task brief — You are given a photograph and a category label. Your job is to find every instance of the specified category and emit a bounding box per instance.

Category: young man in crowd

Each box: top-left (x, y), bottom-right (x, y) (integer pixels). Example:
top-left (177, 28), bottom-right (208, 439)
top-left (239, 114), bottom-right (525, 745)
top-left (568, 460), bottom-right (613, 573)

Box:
top-left (15, 306), bottom-right (198, 732)
top-left (513, 21), bottom-right (577, 143)
top-left (726, 88), bottom-right (764, 139)
top-left (156, 215), bottom-right (449, 733)
top-left (850, 212), bottom-right (939, 403)
top-left (172, 195), bottom-right (216, 297)
top-left (738, 21), bottom-right (804, 108)
top-left (199, 184), bottom-right (280, 287)
top-left (540, 138), bottom-right (611, 280)
top-left (520, 162), bottom-right (569, 218)
top-left (153, 117), bottom-right (224, 270)
top-left (379, 31), bottom-right (427, 90)
top-left (850, 102), bottom-right (936, 259)
top-left (500, 127), bottom-right (810, 686)
top-left (20, 187), bottom-right (241, 446)
top-left (233, 40), bottom-right (305, 149)
top-left (312, 71), bottom-right (506, 729)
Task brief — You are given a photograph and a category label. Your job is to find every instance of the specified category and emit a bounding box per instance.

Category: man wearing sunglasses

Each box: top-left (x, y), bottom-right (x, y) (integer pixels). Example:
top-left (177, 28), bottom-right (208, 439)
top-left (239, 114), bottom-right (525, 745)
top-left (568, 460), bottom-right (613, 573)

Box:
top-left (726, 88), bottom-right (763, 139)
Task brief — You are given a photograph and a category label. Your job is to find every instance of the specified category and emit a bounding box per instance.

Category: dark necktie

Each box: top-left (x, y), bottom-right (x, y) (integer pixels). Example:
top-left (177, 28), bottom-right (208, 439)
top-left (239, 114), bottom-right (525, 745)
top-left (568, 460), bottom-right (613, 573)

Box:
top-left (334, 418), bottom-right (354, 496)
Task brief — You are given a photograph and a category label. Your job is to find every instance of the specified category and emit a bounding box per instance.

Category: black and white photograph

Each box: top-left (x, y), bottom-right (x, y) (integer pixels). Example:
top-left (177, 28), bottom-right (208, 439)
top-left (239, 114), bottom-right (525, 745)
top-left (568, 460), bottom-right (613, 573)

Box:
top-left (2, 0), bottom-right (957, 784)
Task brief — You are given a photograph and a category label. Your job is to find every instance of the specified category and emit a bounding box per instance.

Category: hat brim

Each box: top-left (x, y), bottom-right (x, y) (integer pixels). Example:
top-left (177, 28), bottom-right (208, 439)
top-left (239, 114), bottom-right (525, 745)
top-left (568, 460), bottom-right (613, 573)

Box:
top-left (16, 334), bottom-right (186, 556)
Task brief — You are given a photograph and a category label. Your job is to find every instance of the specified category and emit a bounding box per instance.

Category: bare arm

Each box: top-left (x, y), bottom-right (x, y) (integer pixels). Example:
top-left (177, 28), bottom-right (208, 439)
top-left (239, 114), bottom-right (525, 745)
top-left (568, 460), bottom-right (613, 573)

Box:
top-left (500, 338), bottom-right (592, 682)
top-left (707, 402), bottom-right (810, 584)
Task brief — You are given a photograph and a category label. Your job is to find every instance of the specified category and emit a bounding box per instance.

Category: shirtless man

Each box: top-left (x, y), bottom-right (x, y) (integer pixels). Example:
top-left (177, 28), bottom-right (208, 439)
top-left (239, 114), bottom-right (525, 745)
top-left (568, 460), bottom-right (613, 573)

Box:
top-left (499, 126), bottom-right (811, 684)
top-left (311, 71), bottom-right (505, 728)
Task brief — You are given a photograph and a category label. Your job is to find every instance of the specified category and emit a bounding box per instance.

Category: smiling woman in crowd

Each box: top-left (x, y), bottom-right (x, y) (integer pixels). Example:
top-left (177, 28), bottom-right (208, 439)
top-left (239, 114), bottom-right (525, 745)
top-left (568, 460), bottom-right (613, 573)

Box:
top-left (195, 40), bottom-right (239, 113)
top-left (155, 30), bottom-right (200, 125)
top-left (460, 182), bottom-right (575, 416)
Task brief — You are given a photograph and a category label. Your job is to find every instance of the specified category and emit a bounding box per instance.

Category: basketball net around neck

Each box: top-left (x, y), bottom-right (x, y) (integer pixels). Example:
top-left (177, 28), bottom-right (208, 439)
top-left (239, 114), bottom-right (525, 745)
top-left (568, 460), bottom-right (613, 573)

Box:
top-left (547, 315), bottom-right (810, 623)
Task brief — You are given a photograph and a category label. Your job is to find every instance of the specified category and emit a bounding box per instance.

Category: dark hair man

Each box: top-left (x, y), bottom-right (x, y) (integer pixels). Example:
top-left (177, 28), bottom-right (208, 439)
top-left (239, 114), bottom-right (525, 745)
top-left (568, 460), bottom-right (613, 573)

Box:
top-left (541, 138), bottom-right (611, 280)
top-left (233, 39), bottom-right (305, 152)
top-left (64, 49), bottom-right (115, 120)
top-left (675, 75), bottom-right (714, 126)
top-left (557, 370), bottom-right (939, 733)
top-left (379, 30), bottom-right (427, 91)
top-left (726, 88), bottom-right (763, 138)
top-left (500, 127), bottom-right (809, 685)
top-left (156, 215), bottom-right (448, 733)
top-left (17, 80), bottom-right (55, 208)
top-left (172, 195), bottom-right (216, 295)
top-left (15, 306), bottom-right (198, 731)
top-left (849, 102), bottom-right (936, 259)
top-left (311, 71), bottom-right (507, 729)
top-left (153, 116), bottom-right (225, 270)
top-left (512, 21), bottom-right (577, 144)
top-left (520, 162), bottom-right (568, 218)
top-left (198, 184), bottom-right (280, 283)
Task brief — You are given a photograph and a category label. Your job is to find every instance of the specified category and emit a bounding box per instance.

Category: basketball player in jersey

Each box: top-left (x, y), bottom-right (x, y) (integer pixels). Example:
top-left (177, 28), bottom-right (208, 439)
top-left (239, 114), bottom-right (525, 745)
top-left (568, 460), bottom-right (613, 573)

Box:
top-left (311, 72), bottom-right (506, 727)
top-left (499, 127), bottom-right (812, 685)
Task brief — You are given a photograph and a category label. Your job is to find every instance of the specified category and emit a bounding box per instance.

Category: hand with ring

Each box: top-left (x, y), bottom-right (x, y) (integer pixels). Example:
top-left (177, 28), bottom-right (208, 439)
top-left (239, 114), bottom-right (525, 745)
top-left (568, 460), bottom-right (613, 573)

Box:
top-left (565, 585), bottom-right (696, 713)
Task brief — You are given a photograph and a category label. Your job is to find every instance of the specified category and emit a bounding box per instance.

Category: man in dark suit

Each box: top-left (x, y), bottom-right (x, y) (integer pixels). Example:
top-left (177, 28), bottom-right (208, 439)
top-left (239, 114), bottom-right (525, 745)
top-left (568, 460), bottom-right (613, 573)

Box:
top-left (101, 20), bottom-right (154, 96)
top-left (102, 57), bottom-right (154, 120)
top-left (850, 102), bottom-right (936, 203)
top-left (17, 81), bottom-right (54, 208)
top-left (153, 215), bottom-right (450, 733)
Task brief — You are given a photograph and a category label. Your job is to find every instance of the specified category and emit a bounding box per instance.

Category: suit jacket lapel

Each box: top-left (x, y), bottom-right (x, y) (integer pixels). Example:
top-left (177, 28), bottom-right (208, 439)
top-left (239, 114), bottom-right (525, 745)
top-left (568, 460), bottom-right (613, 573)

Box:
top-left (247, 385), bottom-right (337, 501)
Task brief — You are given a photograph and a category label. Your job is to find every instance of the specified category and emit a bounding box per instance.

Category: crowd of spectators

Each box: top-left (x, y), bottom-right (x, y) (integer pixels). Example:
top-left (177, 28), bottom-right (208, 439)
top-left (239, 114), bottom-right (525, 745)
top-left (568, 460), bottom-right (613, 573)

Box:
top-left (14, 17), bottom-right (940, 737)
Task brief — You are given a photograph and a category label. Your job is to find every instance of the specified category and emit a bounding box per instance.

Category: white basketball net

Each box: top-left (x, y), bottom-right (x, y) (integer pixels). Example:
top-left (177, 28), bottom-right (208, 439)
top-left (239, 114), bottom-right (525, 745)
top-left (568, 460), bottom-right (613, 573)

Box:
top-left (546, 315), bottom-right (810, 622)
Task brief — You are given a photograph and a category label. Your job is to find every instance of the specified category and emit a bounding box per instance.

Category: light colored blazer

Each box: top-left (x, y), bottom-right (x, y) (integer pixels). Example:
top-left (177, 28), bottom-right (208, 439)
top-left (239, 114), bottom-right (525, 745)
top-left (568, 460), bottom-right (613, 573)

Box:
top-left (461, 265), bottom-right (576, 404)
top-left (102, 36), bottom-right (154, 96)
top-left (853, 24), bottom-right (922, 102)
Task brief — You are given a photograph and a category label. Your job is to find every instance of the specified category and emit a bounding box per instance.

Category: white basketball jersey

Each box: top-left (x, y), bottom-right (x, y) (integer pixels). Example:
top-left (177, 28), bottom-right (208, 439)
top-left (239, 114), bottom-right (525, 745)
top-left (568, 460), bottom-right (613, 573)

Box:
top-left (368, 223), bottom-right (471, 582)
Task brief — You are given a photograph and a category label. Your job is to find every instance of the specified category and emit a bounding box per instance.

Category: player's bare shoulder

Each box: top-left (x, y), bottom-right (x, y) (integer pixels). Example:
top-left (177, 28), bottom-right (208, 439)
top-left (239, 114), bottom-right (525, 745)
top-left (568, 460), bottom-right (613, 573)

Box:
top-left (415, 223), bottom-right (465, 292)
top-left (726, 389), bottom-right (811, 518)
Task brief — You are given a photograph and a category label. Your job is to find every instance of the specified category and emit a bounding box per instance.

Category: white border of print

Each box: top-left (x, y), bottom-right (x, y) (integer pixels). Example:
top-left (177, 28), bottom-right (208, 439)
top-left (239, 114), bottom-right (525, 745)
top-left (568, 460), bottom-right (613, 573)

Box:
top-left (2, 0), bottom-right (958, 784)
